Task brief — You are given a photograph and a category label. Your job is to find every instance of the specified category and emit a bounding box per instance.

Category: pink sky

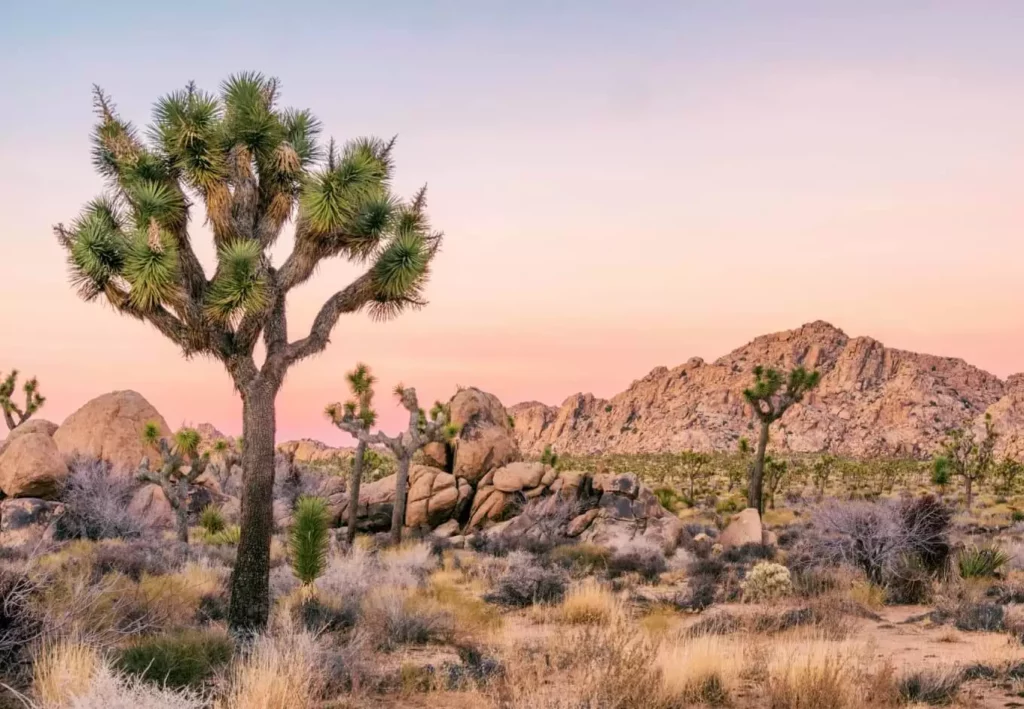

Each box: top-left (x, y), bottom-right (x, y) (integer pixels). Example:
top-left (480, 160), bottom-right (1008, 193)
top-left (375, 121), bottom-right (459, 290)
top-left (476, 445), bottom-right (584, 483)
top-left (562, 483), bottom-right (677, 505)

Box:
top-left (2, 4), bottom-right (1024, 443)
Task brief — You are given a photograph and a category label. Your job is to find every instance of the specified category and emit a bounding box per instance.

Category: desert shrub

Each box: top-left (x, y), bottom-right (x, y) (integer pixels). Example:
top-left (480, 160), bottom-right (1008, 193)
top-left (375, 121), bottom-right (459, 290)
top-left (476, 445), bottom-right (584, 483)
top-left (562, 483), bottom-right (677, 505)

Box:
top-left (218, 631), bottom-right (324, 709)
top-left (379, 542), bottom-right (437, 587)
top-left (606, 540), bottom-right (667, 581)
top-left (289, 496), bottom-right (330, 586)
top-left (953, 602), bottom-right (1004, 632)
top-left (198, 506), bottom-right (225, 535)
top-left (291, 596), bottom-right (352, 633)
top-left (721, 542), bottom-right (775, 564)
top-left (810, 497), bottom-right (951, 599)
top-left (884, 555), bottom-right (933, 604)
top-left (790, 567), bottom-right (843, 598)
top-left (484, 554), bottom-right (568, 607)
top-left (441, 645), bottom-right (504, 690)
top-left (958, 544), bottom-right (1010, 579)
top-left (56, 457), bottom-right (144, 540)
top-left (742, 562), bottom-right (793, 602)
top-left (91, 539), bottom-right (185, 581)
top-left (0, 563), bottom-right (41, 680)
top-left (765, 641), bottom-right (858, 709)
top-left (685, 611), bottom-right (741, 637)
top-left (897, 667), bottom-right (962, 705)
top-left (547, 542), bottom-right (611, 574)
top-left (361, 588), bottom-right (455, 651)
top-left (136, 561), bottom-right (227, 630)
top-left (654, 486), bottom-right (684, 511)
top-left (33, 638), bottom-right (102, 708)
top-left (312, 548), bottom-right (375, 627)
top-left (675, 557), bottom-right (726, 611)
top-left (659, 634), bottom-right (741, 706)
top-left (115, 629), bottom-right (233, 689)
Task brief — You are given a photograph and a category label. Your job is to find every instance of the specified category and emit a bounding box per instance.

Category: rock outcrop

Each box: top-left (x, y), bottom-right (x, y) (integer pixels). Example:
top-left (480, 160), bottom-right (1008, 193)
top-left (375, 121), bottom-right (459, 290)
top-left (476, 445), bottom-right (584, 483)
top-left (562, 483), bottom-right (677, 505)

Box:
top-left (0, 498), bottom-right (64, 548)
top-left (0, 419), bottom-right (59, 456)
top-left (511, 321), bottom-right (1024, 459)
top-left (0, 431), bottom-right (69, 498)
top-left (450, 388), bottom-right (519, 483)
top-left (719, 508), bottom-right (763, 549)
top-left (53, 391), bottom-right (169, 473)
top-left (278, 439), bottom-right (353, 465)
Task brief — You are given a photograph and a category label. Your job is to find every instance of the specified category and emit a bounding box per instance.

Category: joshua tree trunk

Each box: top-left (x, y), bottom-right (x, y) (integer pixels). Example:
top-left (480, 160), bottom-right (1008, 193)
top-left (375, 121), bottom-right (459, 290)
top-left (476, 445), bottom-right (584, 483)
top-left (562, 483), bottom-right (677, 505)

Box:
top-left (174, 477), bottom-right (189, 544)
top-left (391, 453), bottom-right (412, 545)
top-left (347, 439), bottom-right (366, 544)
top-left (749, 421), bottom-right (770, 515)
top-left (965, 477), bottom-right (973, 511)
top-left (228, 383), bottom-right (278, 634)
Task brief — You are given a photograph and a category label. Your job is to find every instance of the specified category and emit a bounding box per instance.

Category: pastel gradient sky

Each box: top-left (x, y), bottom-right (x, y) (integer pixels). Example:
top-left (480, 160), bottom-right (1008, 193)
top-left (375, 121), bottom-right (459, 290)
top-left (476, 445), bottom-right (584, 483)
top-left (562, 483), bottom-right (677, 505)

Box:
top-left (2, 2), bottom-right (1024, 443)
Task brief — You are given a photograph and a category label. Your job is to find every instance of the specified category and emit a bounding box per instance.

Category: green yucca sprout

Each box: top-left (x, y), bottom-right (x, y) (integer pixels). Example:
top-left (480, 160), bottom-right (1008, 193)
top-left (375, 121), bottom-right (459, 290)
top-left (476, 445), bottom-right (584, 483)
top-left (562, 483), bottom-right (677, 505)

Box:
top-left (57, 74), bottom-right (444, 634)
top-left (174, 427), bottom-right (202, 459)
top-left (200, 505), bottom-right (226, 535)
top-left (289, 496), bottom-right (330, 586)
top-left (958, 544), bottom-right (1010, 579)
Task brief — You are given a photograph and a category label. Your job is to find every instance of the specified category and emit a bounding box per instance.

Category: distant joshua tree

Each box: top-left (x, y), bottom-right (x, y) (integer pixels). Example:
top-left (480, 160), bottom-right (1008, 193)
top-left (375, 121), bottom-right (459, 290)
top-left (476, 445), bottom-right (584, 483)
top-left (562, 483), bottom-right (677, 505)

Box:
top-left (0, 370), bottom-right (45, 432)
top-left (325, 363), bottom-right (377, 544)
top-left (137, 423), bottom-right (210, 544)
top-left (331, 384), bottom-right (456, 544)
top-left (933, 413), bottom-right (997, 509)
top-left (54, 74), bottom-right (442, 632)
top-left (743, 366), bottom-right (821, 515)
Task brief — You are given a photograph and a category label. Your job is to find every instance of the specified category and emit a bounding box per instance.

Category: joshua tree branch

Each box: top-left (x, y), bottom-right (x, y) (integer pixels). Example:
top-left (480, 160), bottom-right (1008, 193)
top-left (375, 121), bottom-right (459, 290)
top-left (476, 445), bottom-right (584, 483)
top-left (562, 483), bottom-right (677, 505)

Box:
top-left (279, 270), bottom-right (376, 368)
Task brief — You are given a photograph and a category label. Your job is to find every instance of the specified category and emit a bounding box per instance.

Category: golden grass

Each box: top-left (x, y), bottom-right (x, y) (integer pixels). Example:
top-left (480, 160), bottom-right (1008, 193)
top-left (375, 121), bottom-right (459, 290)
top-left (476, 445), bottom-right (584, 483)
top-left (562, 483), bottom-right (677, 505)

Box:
top-left (765, 634), bottom-right (867, 709)
top-left (658, 633), bottom-right (743, 706)
top-left (424, 571), bottom-right (502, 638)
top-left (640, 605), bottom-right (679, 639)
top-left (33, 639), bottom-right (102, 708)
top-left (216, 631), bottom-right (324, 709)
top-left (138, 560), bottom-right (225, 628)
top-left (556, 579), bottom-right (624, 625)
top-left (848, 580), bottom-right (886, 610)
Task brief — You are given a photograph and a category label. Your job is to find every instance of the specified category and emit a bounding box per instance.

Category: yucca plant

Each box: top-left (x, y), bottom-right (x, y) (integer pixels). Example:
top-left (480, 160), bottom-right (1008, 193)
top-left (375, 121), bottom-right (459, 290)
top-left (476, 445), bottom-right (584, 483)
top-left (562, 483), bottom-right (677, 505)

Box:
top-left (289, 496), bottom-right (330, 587)
top-left (324, 363), bottom-right (377, 544)
top-left (200, 505), bottom-right (226, 535)
top-left (0, 369), bottom-right (45, 432)
top-left (330, 384), bottom-right (457, 544)
top-left (743, 366), bottom-right (821, 515)
top-left (957, 544), bottom-right (1010, 579)
top-left (137, 423), bottom-right (210, 544)
top-left (55, 73), bottom-right (442, 632)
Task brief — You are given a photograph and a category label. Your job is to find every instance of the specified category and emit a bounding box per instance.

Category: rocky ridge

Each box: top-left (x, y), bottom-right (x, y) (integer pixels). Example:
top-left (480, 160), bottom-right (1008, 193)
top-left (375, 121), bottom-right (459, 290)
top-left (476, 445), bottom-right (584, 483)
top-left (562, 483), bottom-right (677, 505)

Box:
top-left (511, 321), bottom-right (1024, 459)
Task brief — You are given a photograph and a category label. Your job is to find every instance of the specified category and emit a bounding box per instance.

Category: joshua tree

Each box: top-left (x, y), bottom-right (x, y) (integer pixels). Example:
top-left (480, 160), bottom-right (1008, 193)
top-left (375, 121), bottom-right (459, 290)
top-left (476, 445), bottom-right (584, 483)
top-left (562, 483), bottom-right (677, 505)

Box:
top-left (762, 456), bottom-right (788, 510)
top-left (540, 445), bottom-right (559, 468)
top-left (811, 454), bottom-right (836, 497)
top-left (331, 385), bottom-right (456, 544)
top-left (55, 74), bottom-right (441, 632)
top-left (726, 437), bottom-right (752, 492)
top-left (677, 451), bottom-right (712, 504)
top-left (742, 366), bottom-right (821, 515)
top-left (933, 414), bottom-right (998, 509)
top-left (994, 456), bottom-right (1024, 496)
top-left (0, 370), bottom-right (45, 432)
top-left (324, 362), bottom-right (377, 544)
top-left (137, 423), bottom-right (210, 544)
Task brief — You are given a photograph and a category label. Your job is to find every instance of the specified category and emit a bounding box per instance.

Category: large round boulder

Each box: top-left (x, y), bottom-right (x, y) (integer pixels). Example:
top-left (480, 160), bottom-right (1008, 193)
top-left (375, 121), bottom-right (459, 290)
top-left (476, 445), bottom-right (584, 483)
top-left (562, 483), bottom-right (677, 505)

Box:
top-left (53, 391), bottom-right (170, 474)
top-left (0, 432), bottom-right (69, 498)
top-left (128, 483), bottom-right (174, 530)
top-left (450, 388), bottom-right (519, 483)
top-left (0, 419), bottom-right (59, 456)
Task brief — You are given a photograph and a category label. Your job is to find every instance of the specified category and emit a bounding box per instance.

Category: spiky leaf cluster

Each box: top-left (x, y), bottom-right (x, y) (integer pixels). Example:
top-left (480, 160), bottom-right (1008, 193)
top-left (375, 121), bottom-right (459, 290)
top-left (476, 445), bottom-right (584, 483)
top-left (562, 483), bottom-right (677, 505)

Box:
top-left (58, 74), bottom-right (441, 360)
top-left (290, 495), bottom-right (330, 586)
top-left (743, 365), bottom-right (821, 423)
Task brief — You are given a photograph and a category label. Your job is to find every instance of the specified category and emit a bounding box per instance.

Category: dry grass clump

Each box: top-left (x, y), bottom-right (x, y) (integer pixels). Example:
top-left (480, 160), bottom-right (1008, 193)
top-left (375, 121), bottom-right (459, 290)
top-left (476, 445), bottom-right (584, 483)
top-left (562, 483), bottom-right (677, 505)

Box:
top-left (137, 560), bottom-right (227, 629)
top-left (33, 639), bottom-right (102, 707)
top-left (658, 633), bottom-right (743, 706)
top-left (764, 634), bottom-right (867, 709)
top-left (424, 571), bottom-right (502, 639)
top-left (556, 578), bottom-right (624, 625)
top-left (216, 631), bottom-right (324, 709)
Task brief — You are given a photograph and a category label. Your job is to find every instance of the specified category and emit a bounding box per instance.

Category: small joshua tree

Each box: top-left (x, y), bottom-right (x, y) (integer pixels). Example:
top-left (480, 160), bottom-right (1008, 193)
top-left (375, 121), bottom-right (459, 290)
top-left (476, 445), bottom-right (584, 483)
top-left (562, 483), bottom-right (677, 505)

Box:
top-left (677, 451), bottom-right (712, 505)
top-left (290, 495), bottom-right (330, 588)
top-left (540, 445), bottom-right (559, 467)
top-left (762, 456), bottom-right (788, 510)
top-left (137, 423), bottom-right (210, 543)
top-left (0, 370), bottom-right (45, 432)
top-left (332, 384), bottom-right (456, 544)
top-left (324, 363), bottom-right (377, 544)
top-left (994, 456), bottom-right (1024, 497)
top-left (728, 437), bottom-right (752, 492)
top-left (743, 365), bottom-right (821, 515)
top-left (811, 454), bottom-right (836, 498)
top-left (933, 413), bottom-right (997, 509)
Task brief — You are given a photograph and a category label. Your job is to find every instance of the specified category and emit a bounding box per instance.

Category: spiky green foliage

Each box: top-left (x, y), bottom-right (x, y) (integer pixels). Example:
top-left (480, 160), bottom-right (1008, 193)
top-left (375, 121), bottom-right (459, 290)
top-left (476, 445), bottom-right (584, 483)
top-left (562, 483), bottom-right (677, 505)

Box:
top-left (174, 427), bottom-right (202, 459)
top-left (743, 366), bottom-right (821, 423)
top-left (958, 544), bottom-right (1010, 579)
top-left (540, 445), bottom-right (559, 467)
top-left (289, 496), bottom-right (330, 586)
top-left (0, 370), bottom-right (46, 431)
top-left (142, 421), bottom-right (162, 446)
top-left (58, 73), bottom-right (445, 633)
top-left (200, 505), bottom-right (226, 535)
top-left (137, 425), bottom-right (210, 544)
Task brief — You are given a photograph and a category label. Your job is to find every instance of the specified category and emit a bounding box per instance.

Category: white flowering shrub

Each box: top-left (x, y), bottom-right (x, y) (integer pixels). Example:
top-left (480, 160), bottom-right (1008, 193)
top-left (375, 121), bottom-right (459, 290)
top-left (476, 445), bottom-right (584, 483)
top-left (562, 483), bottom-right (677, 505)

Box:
top-left (742, 561), bottom-right (793, 602)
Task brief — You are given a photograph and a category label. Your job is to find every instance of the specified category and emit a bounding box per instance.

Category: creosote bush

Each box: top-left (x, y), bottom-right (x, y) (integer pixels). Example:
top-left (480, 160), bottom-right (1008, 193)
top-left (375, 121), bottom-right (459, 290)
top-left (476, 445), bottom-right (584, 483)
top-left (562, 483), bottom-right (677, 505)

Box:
top-left (483, 554), bottom-right (568, 607)
top-left (56, 457), bottom-right (144, 541)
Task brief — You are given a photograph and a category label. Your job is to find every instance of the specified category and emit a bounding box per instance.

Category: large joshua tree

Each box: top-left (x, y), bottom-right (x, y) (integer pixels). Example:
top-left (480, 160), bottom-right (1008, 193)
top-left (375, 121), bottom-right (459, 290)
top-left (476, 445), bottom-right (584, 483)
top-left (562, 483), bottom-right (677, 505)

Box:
top-left (742, 365), bottom-right (820, 515)
top-left (55, 74), bottom-right (441, 632)
top-left (0, 370), bottom-right (45, 432)
top-left (330, 384), bottom-right (455, 544)
top-left (324, 363), bottom-right (377, 544)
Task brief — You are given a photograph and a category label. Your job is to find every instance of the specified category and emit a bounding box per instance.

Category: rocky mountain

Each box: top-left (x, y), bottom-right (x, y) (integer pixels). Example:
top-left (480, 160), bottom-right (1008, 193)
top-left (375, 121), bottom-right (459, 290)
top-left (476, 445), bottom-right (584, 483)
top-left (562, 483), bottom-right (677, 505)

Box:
top-left (511, 321), bottom-right (1024, 459)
